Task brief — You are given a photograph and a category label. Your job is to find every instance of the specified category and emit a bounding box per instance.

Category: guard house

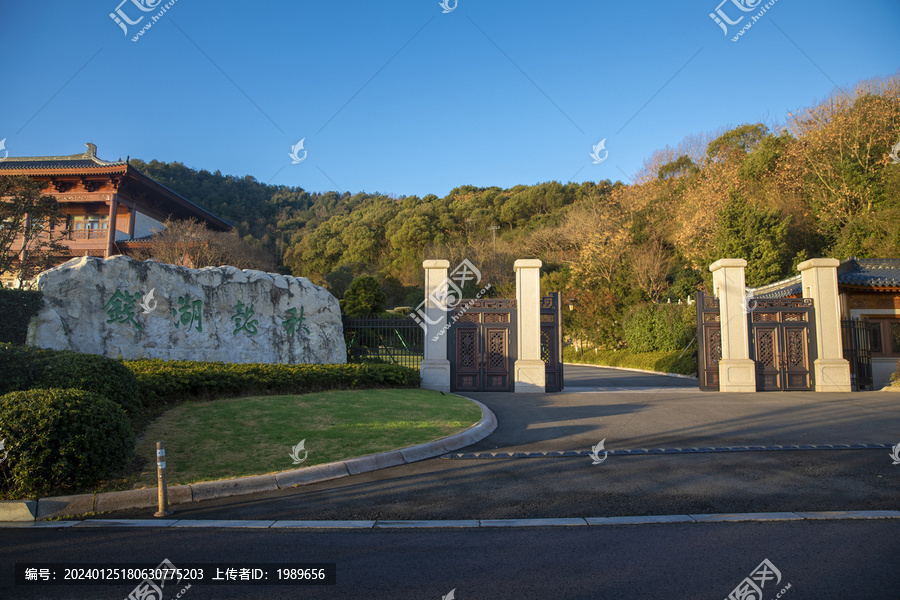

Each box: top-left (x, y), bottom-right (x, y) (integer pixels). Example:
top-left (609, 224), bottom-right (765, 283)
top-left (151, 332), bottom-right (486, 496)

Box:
top-left (752, 258), bottom-right (900, 389)
top-left (1, 143), bottom-right (230, 286)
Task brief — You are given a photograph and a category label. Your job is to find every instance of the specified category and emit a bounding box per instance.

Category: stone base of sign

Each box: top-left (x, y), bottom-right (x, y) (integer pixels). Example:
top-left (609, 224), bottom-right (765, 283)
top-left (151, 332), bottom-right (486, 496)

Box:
top-left (514, 359), bottom-right (546, 393)
top-left (420, 359), bottom-right (451, 393)
top-left (812, 358), bottom-right (852, 392)
top-left (718, 358), bottom-right (757, 393)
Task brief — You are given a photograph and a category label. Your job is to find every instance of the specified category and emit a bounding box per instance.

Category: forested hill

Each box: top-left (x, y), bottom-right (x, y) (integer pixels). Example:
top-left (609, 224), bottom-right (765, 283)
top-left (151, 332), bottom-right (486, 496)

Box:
top-left (131, 73), bottom-right (899, 346)
top-left (130, 157), bottom-right (621, 289)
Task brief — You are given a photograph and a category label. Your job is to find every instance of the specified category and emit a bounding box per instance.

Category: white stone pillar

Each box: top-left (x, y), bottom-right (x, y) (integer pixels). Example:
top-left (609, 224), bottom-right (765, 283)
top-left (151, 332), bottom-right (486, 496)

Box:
top-left (798, 258), bottom-right (851, 392)
top-left (710, 258), bottom-right (756, 392)
top-left (419, 259), bottom-right (451, 392)
top-left (514, 259), bottom-right (545, 393)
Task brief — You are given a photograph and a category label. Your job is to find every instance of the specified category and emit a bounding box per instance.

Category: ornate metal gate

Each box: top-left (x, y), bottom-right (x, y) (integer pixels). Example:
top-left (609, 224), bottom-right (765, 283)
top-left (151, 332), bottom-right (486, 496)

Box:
top-left (696, 291), bottom-right (722, 391)
top-left (449, 299), bottom-right (517, 392)
top-left (748, 299), bottom-right (816, 391)
top-left (541, 293), bottom-right (564, 392)
top-left (842, 318), bottom-right (874, 391)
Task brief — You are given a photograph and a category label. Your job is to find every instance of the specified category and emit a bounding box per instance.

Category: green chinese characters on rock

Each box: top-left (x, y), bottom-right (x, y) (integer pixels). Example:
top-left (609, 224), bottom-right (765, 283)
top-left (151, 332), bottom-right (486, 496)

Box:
top-left (172, 295), bottom-right (203, 333)
top-left (231, 301), bottom-right (259, 336)
top-left (282, 306), bottom-right (311, 337)
top-left (102, 289), bottom-right (143, 331)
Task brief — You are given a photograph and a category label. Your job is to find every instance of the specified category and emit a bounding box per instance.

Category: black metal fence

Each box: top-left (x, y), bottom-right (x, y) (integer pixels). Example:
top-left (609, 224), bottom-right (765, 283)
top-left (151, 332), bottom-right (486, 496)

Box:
top-left (842, 318), bottom-right (873, 390)
top-left (342, 315), bottom-right (424, 369)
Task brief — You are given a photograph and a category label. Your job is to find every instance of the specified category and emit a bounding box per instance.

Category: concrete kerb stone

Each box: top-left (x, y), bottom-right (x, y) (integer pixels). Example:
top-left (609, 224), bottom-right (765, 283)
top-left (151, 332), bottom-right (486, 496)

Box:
top-left (4, 394), bottom-right (498, 522)
top-left (343, 450), bottom-right (406, 476)
top-left (0, 500), bottom-right (37, 522)
top-left (95, 485), bottom-right (193, 513)
top-left (191, 474), bottom-right (279, 503)
top-left (275, 462), bottom-right (351, 488)
top-left (35, 494), bottom-right (95, 520)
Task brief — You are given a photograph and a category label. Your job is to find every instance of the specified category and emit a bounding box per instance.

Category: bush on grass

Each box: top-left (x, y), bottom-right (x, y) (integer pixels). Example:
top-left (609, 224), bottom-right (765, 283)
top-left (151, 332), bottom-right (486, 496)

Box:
top-left (0, 388), bottom-right (134, 498)
top-left (0, 343), bottom-right (141, 415)
top-left (125, 359), bottom-right (421, 408)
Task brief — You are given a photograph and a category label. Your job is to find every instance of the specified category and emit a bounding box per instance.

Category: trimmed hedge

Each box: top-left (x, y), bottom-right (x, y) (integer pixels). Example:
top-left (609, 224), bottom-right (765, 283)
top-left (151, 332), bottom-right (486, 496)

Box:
top-left (0, 289), bottom-right (43, 345)
top-left (0, 343), bottom-right (141, 415)
top-left (0, 388), bottom-right (133, 498)
top-left (125, 359), bottom-right (422, 408)
top-left (563, 345), bottom-right (697, 377)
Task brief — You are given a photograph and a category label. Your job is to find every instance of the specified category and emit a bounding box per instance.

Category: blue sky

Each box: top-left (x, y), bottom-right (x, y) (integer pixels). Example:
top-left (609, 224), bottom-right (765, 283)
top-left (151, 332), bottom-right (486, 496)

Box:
top-left (1, 0), bottom-right (898, 198)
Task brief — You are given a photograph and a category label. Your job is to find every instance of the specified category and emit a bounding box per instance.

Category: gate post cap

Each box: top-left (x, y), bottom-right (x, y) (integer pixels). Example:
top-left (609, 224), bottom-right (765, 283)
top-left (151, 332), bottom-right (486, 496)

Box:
top-left (423, 260), bottom-right (450, 269)
top-left (797, 258), bottom-right (840, 271)
top-left (514, 259), bottom-right (542, 269)
top-left (709, 258), bottom-right (747, 272)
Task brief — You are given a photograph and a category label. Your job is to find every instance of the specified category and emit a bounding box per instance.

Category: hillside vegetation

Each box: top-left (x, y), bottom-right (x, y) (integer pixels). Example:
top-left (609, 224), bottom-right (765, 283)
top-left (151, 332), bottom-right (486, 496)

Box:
top-left (132, 74), bottom-right (900, 348)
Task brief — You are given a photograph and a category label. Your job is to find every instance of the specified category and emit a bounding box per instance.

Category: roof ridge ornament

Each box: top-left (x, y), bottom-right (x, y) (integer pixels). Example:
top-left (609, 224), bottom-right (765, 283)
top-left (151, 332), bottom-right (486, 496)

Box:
top-left (85, 143), bottom-right (98, 158)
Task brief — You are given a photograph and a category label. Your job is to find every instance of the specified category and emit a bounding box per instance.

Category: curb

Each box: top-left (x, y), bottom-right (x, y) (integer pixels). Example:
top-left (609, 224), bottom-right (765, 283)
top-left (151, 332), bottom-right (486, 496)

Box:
top-left (4, 510), bottom-right (899, 529)
top-left (0, 396), bottom-right (497, 522)
top-left (563, 361), bottom-right (697, 381)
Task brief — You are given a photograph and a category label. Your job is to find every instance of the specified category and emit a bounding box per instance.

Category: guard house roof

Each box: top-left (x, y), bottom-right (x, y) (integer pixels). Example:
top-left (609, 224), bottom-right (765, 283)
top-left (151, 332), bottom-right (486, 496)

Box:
top-left (751, 258), bottom-right (900, 299)
top-left (0, 143), bottom-right (231, 231)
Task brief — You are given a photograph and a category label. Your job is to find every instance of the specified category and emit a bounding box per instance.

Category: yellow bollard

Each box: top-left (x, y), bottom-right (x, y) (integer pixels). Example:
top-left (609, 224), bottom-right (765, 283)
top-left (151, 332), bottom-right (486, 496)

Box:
top-left (154, 441), bottom-right (173, 517)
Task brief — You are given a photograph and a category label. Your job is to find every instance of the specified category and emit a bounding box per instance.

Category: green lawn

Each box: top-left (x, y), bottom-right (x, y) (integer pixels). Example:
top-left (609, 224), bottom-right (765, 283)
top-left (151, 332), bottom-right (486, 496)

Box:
top-left (132, 388), bottom-right (480, 487)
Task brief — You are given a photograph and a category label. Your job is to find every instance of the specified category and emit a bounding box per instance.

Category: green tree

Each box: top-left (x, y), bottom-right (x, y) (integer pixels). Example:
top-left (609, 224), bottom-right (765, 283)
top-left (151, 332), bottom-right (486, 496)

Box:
top-left (341, 276), bottom-right (387, 316)
top-left (712, 195), bottom-right (792, 287)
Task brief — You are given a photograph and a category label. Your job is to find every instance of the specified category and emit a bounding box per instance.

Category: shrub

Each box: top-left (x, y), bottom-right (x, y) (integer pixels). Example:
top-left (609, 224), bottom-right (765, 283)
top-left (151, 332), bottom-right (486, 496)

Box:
top-left (0, 289), bottom-right (43, 345)
top-left (0, 388), bottom-right (133, 498)
top-left (0, 343), bottom-right (44, 394)
top-left (341, 276), bottom-right (387, 316)
top-left (125, 359), bottom-right (421, 408)
top-left (0, 343), bottom-right (141, 415)
top-left (622, 303), bottom-right (695, 353)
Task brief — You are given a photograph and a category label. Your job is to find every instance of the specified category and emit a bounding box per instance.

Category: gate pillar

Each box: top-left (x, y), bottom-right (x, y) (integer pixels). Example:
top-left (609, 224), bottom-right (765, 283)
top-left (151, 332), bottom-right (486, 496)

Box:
top-left (798, 258), bottom-right (851, 392)
top-left (514, 259), bottom-right (545, 393)
top-left (710, 259), bottom-right (756, 392)
top-left (420, 259), bottom-right (451, 392)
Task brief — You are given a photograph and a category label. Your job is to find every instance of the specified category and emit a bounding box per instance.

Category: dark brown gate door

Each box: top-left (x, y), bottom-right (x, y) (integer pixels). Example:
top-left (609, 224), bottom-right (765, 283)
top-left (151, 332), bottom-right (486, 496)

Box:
top-left (450, 300), bottom-right (516, 392)
top-left (541, 293), bottom-right (564, 392)
top-left (696, 291), bottom-right (722, 391)
top-left (749, 300), bottom-right (815, 391)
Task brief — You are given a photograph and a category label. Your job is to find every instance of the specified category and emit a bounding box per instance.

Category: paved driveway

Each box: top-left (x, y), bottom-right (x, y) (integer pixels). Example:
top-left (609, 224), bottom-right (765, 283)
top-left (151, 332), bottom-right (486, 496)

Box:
top-left (563, 362), bottom-right (697, 390)
top-left (469, 364), bottom-right (900, 452)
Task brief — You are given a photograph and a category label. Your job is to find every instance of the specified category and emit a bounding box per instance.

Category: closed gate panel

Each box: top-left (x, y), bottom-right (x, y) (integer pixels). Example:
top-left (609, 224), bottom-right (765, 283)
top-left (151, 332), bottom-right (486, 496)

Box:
top-left (748, 299), bottom-right (815, 392)
top-left (449, 300), bottom-right (517, 392)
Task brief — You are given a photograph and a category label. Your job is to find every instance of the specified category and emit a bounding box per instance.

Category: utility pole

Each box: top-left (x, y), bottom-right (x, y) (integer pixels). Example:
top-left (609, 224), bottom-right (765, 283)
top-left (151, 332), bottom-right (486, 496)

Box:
top-left (489, 225), bottom-right (500, 250)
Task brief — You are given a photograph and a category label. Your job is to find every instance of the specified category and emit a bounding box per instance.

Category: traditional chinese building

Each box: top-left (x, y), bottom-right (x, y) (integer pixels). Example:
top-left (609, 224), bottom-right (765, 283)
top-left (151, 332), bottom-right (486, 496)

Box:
top-left (751, 258), bottom-right (900, 389)
top-left (0, 143), bottom-right (230, 286)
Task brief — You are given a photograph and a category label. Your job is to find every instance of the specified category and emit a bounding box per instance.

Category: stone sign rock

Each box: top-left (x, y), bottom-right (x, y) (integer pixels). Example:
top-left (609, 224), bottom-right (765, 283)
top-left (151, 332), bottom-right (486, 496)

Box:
top-left (26, 256), bottom-right (346, 365)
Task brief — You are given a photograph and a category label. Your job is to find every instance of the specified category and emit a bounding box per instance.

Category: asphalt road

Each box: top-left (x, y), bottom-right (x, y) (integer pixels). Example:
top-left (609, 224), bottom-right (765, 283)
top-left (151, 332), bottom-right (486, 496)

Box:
top-left (3, 520), bottom-right (899, 599)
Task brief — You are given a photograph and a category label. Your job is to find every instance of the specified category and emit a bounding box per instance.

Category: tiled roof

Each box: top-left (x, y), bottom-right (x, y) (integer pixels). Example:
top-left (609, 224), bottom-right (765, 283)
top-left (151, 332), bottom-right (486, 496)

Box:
top-left (0, 143), bottom-right (126, 171)
top-left (751, 276), bottom-right (801, 299)
top-left (837, 258), bottom-right (900, 288)
top-left (750, 257), bottom-right (900, 298)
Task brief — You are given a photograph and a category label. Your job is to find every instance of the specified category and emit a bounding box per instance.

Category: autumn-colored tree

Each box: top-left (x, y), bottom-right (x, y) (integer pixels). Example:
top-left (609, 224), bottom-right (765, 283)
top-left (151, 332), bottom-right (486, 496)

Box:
top-left (0, 176), bottom-right (67, 287)
top-left (130, 218), bottom-right (276, 271)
